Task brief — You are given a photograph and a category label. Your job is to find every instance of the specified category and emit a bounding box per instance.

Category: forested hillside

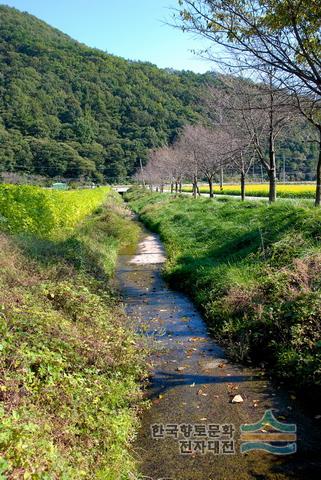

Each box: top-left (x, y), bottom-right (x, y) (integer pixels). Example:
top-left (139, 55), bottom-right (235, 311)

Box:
top-left (0, 6), bottom-right (210, 181)
top-left (0, 5), bottom-right (318, 182)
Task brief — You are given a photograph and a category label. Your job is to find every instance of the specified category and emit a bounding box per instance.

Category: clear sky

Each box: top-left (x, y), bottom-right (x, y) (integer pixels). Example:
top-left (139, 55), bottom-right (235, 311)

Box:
top-left (0, 0), bottom-right (212, 73)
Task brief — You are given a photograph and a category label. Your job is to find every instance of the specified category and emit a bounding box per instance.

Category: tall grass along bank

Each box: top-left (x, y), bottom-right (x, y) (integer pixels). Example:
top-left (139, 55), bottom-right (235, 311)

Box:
top-left (0, 187), bottom-right (145, 479)
top-left (125, 188), bottom-right (321, 395)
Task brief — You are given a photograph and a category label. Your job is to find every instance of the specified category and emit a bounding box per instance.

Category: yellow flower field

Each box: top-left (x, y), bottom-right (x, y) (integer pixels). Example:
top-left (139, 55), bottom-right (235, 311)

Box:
top-left (0, 185), bottom-right (110, 238)
top-left (182, 183), bottom-right (316, 199)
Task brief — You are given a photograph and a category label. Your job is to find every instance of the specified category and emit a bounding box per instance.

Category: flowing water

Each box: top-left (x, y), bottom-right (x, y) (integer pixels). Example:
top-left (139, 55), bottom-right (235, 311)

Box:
top-left (116, 225), bottom-right (321, 480)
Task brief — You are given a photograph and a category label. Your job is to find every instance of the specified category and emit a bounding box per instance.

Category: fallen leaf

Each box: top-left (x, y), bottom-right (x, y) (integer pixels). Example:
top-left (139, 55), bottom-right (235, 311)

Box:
top-left (231, 395), bottom-right (244, 404)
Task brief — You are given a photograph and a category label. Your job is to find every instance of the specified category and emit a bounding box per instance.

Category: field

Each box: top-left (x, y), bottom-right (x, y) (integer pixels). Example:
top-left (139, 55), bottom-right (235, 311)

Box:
top-left (181, 183), bottom-right (316, 198)
top-left (0, 185), bottom-right (110, 238)
top-left (125, 188), bottom-right (321, 395)
top-left (0, 186), bottom-right (144, 479)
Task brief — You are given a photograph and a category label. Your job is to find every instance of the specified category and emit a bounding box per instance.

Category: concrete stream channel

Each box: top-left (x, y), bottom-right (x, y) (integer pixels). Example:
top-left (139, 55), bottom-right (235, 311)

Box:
top-left (116, 218), bottom-right (321, 480)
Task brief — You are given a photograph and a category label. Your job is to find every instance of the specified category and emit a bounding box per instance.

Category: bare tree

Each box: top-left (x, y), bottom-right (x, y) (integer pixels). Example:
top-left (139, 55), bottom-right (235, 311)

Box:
top-left (169, 143), bottom-right (188, 194)
top-left (228, 136), bottom-right (255, 200)
top-left (289, 88), bottom-right (321, 205)
top-left (176, 0), bottom-right (321, 203)
top-left (196, 125), bottom-right (231, 197)
top-left (205, 73), bottom-right (294, 202)
top-left (176, 125), bottom-right (203, 197)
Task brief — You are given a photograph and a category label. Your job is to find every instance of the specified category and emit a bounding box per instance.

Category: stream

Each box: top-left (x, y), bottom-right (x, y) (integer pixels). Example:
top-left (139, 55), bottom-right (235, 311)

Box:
top-left (116, 224), bottom-right (321, 480)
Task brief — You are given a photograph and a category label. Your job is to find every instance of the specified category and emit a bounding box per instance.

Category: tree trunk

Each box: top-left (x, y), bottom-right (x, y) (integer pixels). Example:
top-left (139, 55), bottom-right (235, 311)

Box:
top-left (208, 177), bottom-right (214, 198)
top-left (192, 175), bottom-right (198, 198)
top-left (241, 171), bottom-right (245, 201)
top-left (139, 158), bottom-right (145, 188)
top-left (175, 182), bottom-right (178, 194)
top-left (160, 184), bottom-right (164, 193)
top-left (170, 182), bottom-right (174, 194)
top-left (179, 181), bottom-right (182, 193)
top-left (315, 129), bottom-right (321, 207)
top-left (268, 135), bottom-right (277, 203)
top-left (219, 167), bottom-right (224, 191)
top-left (268, 169), bottom-right (277, 203)
top-left (268, 80), bottom-right (277, 203)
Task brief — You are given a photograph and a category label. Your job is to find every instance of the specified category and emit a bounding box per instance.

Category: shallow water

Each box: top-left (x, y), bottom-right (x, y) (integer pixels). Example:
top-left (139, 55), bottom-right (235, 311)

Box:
top-left (116, 227), bottom-right (321, 480)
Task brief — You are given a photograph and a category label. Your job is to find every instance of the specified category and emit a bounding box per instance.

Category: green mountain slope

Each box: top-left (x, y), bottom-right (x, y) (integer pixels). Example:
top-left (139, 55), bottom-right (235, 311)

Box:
top-left (0, 6), bottom-right (318, 182)
top-left (0, 5), bottom-right (210, 181)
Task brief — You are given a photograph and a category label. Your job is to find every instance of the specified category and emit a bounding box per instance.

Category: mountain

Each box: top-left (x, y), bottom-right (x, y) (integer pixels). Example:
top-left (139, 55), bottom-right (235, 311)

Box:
top-left (0, 6), bottom-right (318, 183)
top-left (0, 5), bottom-right (213, 182)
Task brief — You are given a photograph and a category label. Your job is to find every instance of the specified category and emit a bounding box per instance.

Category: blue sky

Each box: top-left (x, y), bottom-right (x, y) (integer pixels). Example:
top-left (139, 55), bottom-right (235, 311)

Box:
top-left (0, 0), bottom-right (212, 72)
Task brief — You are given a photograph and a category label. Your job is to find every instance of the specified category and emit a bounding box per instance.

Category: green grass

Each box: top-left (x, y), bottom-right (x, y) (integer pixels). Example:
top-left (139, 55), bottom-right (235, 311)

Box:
top-left (125, 187), bottom-right (321, 390)
top-left (0, 190), bottom-right (145, 479)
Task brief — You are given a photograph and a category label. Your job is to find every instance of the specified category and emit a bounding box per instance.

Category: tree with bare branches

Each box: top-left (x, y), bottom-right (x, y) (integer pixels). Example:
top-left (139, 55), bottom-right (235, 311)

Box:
top-left (176, 0), bottom-right (321, 203)
top-left (205, 73), bottom-right (294, 202)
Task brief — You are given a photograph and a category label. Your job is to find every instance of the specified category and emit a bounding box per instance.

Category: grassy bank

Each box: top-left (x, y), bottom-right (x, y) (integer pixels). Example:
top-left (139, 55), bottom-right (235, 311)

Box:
top-left (181, 183), bottom-right (316, 198)
top-left (125, 188), bottom-right (321, 392)
top-left (0, 188), bottom-right (145, 479)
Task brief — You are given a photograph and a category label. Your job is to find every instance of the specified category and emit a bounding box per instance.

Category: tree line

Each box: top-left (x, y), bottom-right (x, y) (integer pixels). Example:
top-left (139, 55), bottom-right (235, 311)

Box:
top-left (138, 73), bottom-right (316, 202)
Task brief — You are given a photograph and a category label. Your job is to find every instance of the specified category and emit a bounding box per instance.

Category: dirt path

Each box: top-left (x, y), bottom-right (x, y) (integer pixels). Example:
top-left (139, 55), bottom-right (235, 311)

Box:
top-left (116, 227), bottom-right (321, 480)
